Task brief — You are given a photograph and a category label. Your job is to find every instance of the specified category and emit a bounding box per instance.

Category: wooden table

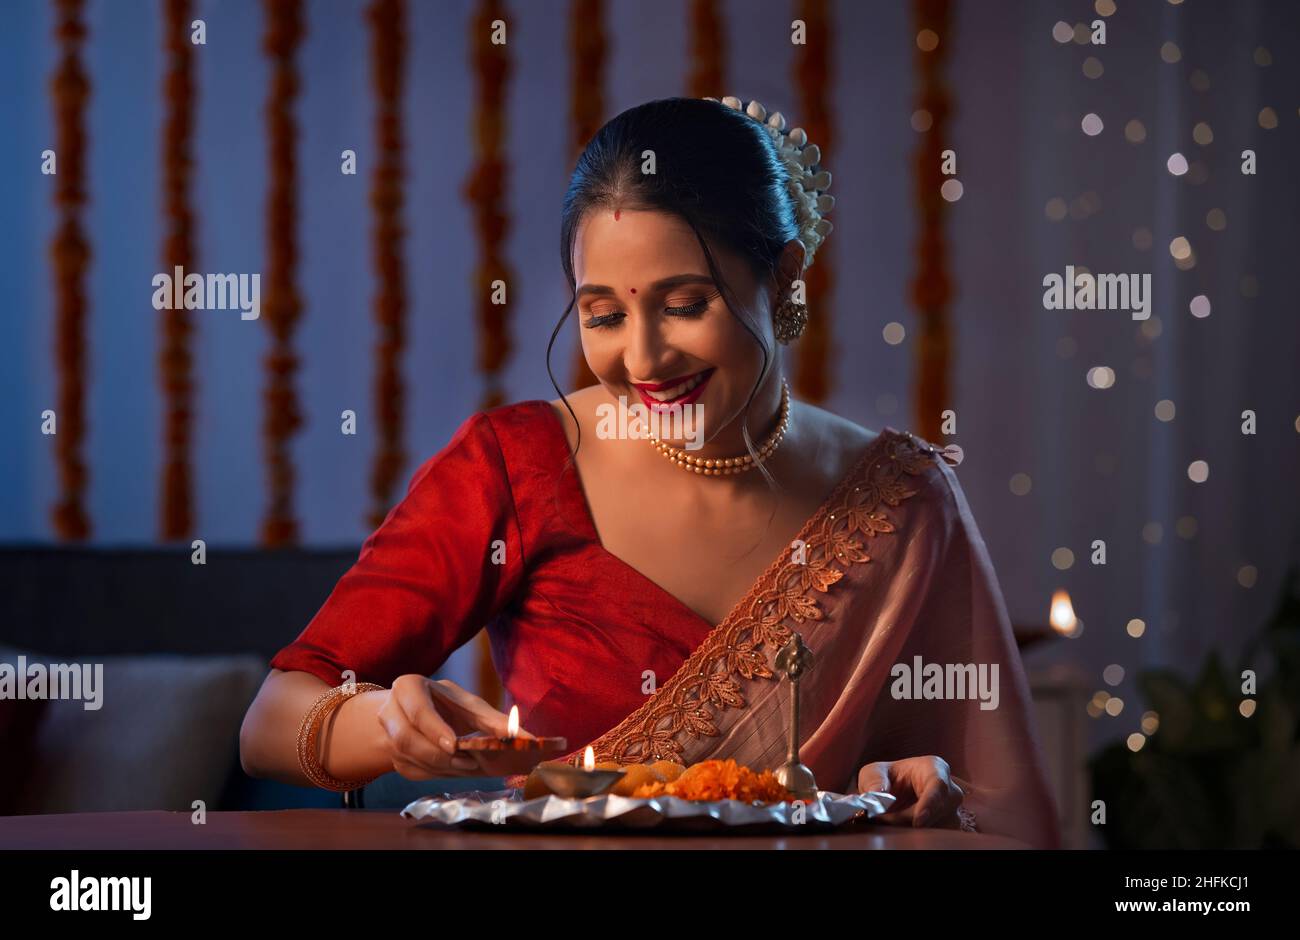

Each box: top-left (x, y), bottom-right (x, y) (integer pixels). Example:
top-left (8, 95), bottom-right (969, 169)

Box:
top-left (0, 809), bottom-right (1026, 849)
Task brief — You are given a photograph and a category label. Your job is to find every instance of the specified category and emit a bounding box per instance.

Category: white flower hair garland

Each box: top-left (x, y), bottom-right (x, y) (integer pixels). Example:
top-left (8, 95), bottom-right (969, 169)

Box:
top-left (704, 95), bottom-right (835, 269)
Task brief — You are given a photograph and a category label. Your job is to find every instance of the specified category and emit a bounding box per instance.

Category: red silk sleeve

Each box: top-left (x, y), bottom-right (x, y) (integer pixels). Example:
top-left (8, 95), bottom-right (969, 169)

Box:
top-left (268, 411), bottom-right (525, 688)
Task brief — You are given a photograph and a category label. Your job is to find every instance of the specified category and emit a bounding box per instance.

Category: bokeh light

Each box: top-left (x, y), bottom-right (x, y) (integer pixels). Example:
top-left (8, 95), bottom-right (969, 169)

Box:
top-left (1086, 366), bottom-right (1116, 389)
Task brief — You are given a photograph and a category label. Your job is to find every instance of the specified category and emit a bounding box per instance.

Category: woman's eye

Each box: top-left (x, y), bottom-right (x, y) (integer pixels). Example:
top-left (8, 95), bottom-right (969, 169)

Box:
top-left (584, 311), bottom-right (624, 330)
top-left (665, 298), bottom-right (709, 317)
top-left (582, 298), bottom-right (708, 330)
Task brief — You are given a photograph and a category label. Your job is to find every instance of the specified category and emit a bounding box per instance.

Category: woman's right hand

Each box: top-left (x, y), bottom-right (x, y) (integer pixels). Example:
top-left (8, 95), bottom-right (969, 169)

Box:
top-left (375, 675), bottom-right (531, 780)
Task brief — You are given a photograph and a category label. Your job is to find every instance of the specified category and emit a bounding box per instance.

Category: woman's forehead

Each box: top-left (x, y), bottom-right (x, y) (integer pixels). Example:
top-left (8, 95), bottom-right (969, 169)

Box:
top-left (574, 209), bottom-right (724, 280)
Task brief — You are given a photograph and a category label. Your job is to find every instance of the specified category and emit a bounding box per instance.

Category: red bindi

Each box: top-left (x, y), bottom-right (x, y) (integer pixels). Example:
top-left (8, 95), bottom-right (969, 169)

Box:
top-left (614, 209), bottom-right (621, 221)
top-left (629, 287), bottom-right (636, 294)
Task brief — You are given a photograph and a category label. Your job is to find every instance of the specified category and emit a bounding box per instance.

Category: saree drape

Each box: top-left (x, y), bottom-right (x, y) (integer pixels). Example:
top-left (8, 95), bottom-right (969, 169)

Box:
top-left (269, 399), bottom-right (1060, 849)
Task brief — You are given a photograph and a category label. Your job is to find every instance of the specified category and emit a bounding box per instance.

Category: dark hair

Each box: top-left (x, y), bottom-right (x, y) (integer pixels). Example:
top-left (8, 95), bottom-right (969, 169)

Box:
top-left (545, 97), bottom-right (806, 495)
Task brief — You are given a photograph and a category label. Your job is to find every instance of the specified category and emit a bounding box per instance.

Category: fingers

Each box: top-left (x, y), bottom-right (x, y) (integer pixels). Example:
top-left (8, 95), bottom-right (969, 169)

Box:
top-left (429, 679), bottom-right (536, 738)
top-left (394, 678), bottom-right (460, 752)
top-left (379, 699), bottom-right (456, 773)
top-left (379, 678), bottom-right (478, 776)
top-left (904, 757), bottom-right (964, 828)
top-left (911, 774), bottom-right (950, 827)
top-left (862, 756), bottom-right (965, 828)
top-left (874, 761), bottom-right (922, 824)
top-left (381, 676), bottom-right (543, 781)
top-left (857, 761), bottom-right (892, 796)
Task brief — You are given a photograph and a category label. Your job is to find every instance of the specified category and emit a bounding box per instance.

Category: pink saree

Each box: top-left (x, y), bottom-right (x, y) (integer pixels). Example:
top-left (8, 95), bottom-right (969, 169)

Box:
top-left (270, 399), bottom-right (1059, 848)
top-left (539, 428), bottom-right (1061, 849)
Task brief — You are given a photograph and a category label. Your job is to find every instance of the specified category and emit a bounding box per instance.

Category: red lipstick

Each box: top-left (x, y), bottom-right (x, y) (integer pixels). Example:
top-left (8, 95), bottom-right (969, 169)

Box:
top-left (632, 368), bottom-right (715, 410)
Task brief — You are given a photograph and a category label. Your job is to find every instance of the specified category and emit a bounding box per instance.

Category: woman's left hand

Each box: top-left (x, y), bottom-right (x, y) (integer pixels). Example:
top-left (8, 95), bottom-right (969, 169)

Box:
top-left (855, 756), bottom-right (965, 828)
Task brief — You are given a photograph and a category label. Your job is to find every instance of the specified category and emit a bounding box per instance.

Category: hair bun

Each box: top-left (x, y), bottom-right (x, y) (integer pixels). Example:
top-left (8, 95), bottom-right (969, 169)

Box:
top-left (706, 95), bottom-right (833, 270)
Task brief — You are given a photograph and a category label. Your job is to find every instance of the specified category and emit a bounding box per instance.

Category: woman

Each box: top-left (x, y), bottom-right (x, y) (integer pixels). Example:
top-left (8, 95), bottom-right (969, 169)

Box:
top-left (239, 96), bottom-right (1061, 849)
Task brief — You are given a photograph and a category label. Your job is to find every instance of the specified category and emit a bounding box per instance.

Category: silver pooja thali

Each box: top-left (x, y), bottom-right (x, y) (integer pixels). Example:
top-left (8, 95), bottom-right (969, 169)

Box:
top-left (402, 632), bottom-right (894, 831)
top-left (400, 787), bottom-right (895, 831)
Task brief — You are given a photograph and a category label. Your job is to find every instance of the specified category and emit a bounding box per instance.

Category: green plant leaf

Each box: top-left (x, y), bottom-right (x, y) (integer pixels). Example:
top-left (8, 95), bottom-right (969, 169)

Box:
top-left (1139, 670), bottom-right (1195, 750)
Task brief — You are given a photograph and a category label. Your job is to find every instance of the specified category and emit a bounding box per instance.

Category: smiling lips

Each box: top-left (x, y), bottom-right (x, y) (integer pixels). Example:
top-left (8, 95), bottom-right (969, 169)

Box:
top-left (632, 368), bottom-right (715, 408)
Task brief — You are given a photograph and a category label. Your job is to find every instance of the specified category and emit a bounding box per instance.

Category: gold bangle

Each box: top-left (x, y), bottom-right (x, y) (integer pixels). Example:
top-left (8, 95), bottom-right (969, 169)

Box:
top-left (295, 681), bottom-right (386, 792)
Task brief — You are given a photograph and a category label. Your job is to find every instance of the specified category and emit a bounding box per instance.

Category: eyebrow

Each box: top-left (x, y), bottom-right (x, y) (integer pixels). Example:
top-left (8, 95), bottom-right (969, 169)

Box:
top-left (576, 273), bottom-right (715, 300)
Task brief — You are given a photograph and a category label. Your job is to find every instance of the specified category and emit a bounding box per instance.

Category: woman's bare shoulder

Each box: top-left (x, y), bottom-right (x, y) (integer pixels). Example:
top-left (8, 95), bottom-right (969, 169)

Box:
top-left (808, 408), bottom-right (959, 510)
top-left (795, 401), bottom-right (882, 460)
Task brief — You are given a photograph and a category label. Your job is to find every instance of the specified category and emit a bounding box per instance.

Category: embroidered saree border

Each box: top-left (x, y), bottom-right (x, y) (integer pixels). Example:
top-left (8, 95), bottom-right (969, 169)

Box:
top-left (563, 429), bottom-right (943, 766)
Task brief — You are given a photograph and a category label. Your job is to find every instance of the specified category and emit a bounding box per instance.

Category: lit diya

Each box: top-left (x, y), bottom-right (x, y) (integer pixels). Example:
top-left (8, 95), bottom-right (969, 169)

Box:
top-left (453, 706), bottom-right (568, 776)
top-left (531, 746), bottom-right (625, 798)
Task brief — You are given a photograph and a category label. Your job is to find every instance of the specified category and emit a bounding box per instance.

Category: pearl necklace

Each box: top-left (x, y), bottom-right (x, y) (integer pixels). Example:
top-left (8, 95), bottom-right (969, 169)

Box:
top-left (649, 379), bottom-right (791, 476)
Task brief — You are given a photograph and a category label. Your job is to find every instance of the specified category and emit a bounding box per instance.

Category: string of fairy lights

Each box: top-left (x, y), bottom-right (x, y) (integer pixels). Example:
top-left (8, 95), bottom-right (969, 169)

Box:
top-left (1038, 1), bottom-right (1282, 747)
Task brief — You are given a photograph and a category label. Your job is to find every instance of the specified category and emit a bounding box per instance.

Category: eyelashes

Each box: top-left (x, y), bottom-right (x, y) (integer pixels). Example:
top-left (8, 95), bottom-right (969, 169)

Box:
top-left (583, 297), bottom-right (710, 331)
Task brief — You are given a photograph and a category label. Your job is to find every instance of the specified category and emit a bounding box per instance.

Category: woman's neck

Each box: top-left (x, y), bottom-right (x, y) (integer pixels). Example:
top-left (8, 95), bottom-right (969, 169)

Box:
top-left (681, 373), bottom-right (787, 460)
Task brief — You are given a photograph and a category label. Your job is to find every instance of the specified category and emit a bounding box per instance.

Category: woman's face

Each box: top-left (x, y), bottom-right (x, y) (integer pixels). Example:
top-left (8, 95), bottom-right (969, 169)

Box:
top-left (572, 208), bottom-right (783, 446)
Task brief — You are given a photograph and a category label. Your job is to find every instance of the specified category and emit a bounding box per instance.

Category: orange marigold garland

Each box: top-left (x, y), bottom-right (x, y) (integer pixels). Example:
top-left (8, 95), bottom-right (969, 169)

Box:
top-left (49, 0), bottom-right (92, 540)
top-left (909, 0), bottom-right (952, 443)
top-left (567, 0), bottom-right (606, 392)
top-left (260, 0), bottom-right (306, 547)
top-left (365, 0), bottom-right (408, 530)
top-left (792, 0), bottom-right (835, 405)
top-left (686, 0), bottom-right (725, 99)
top-left (631, 759), bottom-right (797, 803)
top-left (159, 0), bottom-right (198, 539)
top-left (465, 0), bottom-right (515, 414)
top-left (464, 0), bottom-right (515, 707)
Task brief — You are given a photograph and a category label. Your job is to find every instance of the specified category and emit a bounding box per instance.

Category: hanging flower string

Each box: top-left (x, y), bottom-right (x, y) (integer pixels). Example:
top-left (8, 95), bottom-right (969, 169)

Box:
top-left (366, 0), bottom-right (408, 530)
top-left (792, 0), bottom-right (835, 404)
top-left (465, 0), bottom-right (514, 414)
top-left (687, 0), bottom-right (725, 99)
top-left (465, 0), bottom-right (515, 708)
top-left (567, 0), bottom-right (607, 392)
top-left (569, 0), bottom-right (607, 168)
top-left (160, 0), bottom-right (197, 540)
top-left (49, 0), bottom-right (92, 540)
top-left (260, 0), bottom-right (305, 547)
top-left (909, 0), bottom-right (952, 443)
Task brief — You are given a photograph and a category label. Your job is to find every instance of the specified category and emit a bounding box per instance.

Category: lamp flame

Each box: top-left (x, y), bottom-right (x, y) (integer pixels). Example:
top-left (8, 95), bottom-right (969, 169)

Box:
top-left (1049, 589), bottom-right (1078, 636)
top-left (584, 745), bottom-right (595, 771)
top-left (507, 705), bottom-right (519, 738)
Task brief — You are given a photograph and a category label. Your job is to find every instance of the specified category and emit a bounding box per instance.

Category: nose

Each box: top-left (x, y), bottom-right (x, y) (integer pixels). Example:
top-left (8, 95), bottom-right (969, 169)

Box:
top-left (623, 310), bottom-right (674, 382)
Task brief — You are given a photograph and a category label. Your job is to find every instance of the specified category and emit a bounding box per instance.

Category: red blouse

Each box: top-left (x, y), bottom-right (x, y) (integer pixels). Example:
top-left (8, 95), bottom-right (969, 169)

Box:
top-left (269, 400), bottom-right (720, 750)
